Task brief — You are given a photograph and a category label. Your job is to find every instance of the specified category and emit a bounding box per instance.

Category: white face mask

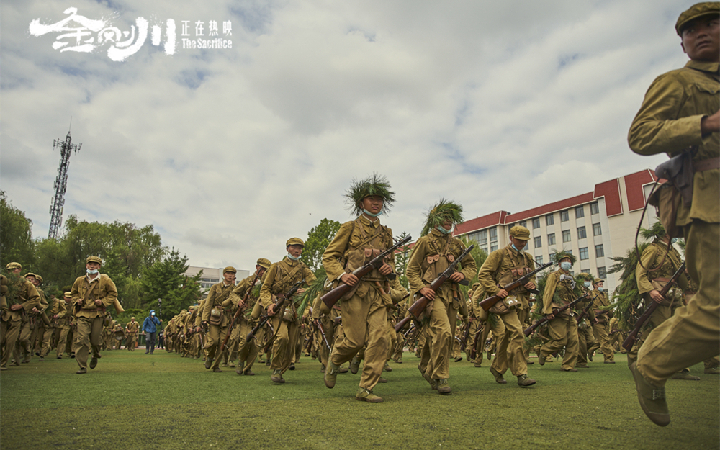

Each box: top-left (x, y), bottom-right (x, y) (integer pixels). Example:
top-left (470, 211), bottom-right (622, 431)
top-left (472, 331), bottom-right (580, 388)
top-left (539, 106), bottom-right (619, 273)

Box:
top-left (437, 225), bottom-right (452, 235)
top-left (598, 287), bottom-right (604, 292)
top-left (86, 269), bottom-right (99, 275)
top-left (584, 281), bottom-right (591, 288)
top-left (363, 209), bottom-right (382, 217)
top-left (560, 262), bottom-right (572, 271)
top-left (287, 253), bottom-right (300, 261)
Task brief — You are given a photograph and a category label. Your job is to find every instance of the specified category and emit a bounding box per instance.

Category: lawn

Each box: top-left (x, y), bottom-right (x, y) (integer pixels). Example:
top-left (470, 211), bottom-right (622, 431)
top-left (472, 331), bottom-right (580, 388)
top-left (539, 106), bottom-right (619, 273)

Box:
top-left (1, 350), bottom-right (717, 450)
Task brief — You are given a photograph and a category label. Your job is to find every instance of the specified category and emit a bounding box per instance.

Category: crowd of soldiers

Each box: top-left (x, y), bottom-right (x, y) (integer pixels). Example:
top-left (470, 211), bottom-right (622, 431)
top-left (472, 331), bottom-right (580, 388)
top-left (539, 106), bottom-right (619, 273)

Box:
top-left (0, 2), bottom-right (717, 426)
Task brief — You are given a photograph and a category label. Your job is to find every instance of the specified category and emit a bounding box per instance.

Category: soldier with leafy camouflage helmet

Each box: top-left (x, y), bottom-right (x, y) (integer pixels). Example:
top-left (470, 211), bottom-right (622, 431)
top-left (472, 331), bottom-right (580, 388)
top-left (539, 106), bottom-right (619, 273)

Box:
top-left (322, 174), bottom-right (397, 403)
top-left (408, 200), bottom-right (477, 394)
top-left (539, 251), bottom-right (580, 372)
top-left (476, 224), bottom-right (537, 387)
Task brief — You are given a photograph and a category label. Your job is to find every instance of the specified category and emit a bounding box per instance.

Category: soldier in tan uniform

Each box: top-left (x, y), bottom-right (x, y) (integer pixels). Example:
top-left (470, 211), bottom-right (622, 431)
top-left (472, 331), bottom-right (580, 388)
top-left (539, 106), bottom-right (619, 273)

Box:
top-left (71, 256), bottom-right (118, 374)
top-left (322, 175), bottom-right (396, 402)
top-left (575, 274), bottom-right (597, 369)
top-left (125, 317), bottom-right (139, 350)
top-left (225, 258), bottom-right (271, 376)
top-left (407, 200), bottom-right (477, 394)
top-left (40, 292), bottom-right (66, 359)
top-left (55, 292), bottom-right (74, 358)
top-left (628, 2), bottom-right (720, 426)
top-left (201, 266), bottom-right (237, 372)
top-left (1, 263), bottom-right (41, 370)
top-left (539, 252), bottom-right (580, 372)
top-left (260, 239), bottom-right (316, 383)
top-left (476, 225), bottom-right (537, 386)
top-left (591, 279), bottom-right (615, 364)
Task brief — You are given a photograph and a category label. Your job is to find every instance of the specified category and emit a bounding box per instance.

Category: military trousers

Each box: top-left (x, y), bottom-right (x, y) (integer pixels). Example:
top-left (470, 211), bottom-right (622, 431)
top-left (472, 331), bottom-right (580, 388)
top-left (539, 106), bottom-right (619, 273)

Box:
top-left (40, 324), bottom-right (57, 357)
top-left (268, 315), bottom-right (299, 373)
top-left (233, 319), bottom-right (258, 372)
top-left (592, 322), bottom-right (614, 362)
top-left (315, 316), bottom-right (334, 368)
top-left (205, 324), bottom-right (229, 369)
top-left (73, 316), bottom-right (104, 370)
top-left (540, 316), bottom-right (579, 370)
top-left (637, 221), bottom-right (720, 385)
top-left (628, 298), bottom-right (681, 365)
top-left (576, 322), bottom-right (595, 364)
top-left (329, 282), bottom-right (388, 391)
top-left (419, 294), bottom-right (457, 381)
top-left (492, 309), bottom-right (528, 377)
top-left (1, 315), bottom-right (23, 367)
top-left (386, 319), bottom-right (397, 362)
top-left (126, 334), bottom-right (137, 351)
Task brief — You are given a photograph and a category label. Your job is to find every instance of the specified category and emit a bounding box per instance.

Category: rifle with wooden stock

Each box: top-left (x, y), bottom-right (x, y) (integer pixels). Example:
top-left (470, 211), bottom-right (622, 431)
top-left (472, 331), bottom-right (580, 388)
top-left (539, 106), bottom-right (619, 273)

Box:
top-left (524, 293), bottom-right (586, 337)
top-left (394, 245), bottom-right (474, 333)
top-left (622, 262), bottom-right (685, 351)
top-left (321, 234), bottom-right (412, 310)
top-left (314, 318), bottom-right (332, 351)
top-left (247, 279), bottom-right (304, 341)
top-left (218, 269), bottom-right (263, 355)
top-left (478, 262), bottom-right (553, 312)
top-left (575, 291), bottom-right (601, 323)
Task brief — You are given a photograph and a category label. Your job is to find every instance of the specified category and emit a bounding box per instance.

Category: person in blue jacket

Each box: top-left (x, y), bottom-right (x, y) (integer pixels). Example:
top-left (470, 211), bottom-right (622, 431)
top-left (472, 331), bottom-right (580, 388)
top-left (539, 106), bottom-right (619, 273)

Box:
top-left (142, 310), bottom-right (162, 354)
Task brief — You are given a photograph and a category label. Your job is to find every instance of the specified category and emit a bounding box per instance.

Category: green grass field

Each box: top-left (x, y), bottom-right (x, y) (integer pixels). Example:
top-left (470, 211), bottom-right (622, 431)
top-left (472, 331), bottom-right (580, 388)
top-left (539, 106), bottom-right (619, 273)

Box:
top-left (1, 350), bottom-right (717, 450)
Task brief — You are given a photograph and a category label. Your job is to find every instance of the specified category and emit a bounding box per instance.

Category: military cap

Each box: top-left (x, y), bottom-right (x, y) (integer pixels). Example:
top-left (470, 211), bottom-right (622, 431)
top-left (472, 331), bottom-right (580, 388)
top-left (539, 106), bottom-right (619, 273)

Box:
top-left (25, 272), bottom-right (38, 279)
top-left (131, 316), bottom-right (136, 320)
top-left (593, 278), bottom-right (604, 284)
top-left (256, 258), bottom-right (272, 269)
top-left (64, 292), bottom-right (72, 297)
top-left (554, 250), bottom-right (576, 265)
top-left (509, 225), bottom-right (531, 240)
top-left (676, 2), bottom-right (720, 35)
top-left (86, 256), bottom-right (103, 265)
top-left (35, 275), bottom-right (43, 283)
top-left (5, 262), bottom-right (22, 271)
top-left (223, 266), bottom-right (237, 274)
top-left (286, 238), bottom-right (305, 247)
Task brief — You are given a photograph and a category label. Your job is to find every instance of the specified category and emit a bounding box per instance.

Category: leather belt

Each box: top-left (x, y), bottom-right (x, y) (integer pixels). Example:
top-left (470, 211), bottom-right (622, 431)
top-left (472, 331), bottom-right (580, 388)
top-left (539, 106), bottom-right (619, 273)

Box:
top-left (694, 157), bottom-right (720, 172)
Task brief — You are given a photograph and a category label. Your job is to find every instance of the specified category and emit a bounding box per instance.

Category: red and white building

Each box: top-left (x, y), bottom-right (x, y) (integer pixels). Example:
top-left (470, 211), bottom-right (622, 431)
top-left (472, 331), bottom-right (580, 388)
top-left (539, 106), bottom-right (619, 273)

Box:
top-left (453, 169), bottom-right (660, 292)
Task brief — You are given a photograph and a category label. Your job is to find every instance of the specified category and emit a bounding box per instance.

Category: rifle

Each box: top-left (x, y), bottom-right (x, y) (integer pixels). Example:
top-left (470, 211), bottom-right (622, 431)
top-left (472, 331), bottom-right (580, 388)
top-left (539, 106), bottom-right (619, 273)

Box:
top-left (314, 318), bottom-right (332, 351)
top-left (403, 321), bottom-right (416, 339)
top-left (575, 291), bottom-right (601, 323)
top-left (478, 262), bottom-right (553, 311)
top-left (218, 269), bottom-right (263, 355)
top-left (322, 234), bottom-right (412, 310)
top-left (459, 319), bottom-right (472, 351)
top-left (469, 322), bottom-right (486, 360)
top-left (394, 245), bottom-right (474, 332)
top-left (623, 262), bottom-right (685, 351)
top-left (524, 294), bottom-right (586, 337)
top-left (247, 279), bottom-right (304, 341)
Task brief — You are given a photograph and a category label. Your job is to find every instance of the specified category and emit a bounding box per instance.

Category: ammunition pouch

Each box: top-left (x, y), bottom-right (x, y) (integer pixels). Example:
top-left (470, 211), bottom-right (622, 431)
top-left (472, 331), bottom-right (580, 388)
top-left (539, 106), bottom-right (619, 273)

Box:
top-left (209, 307), bottom-right (223, 326)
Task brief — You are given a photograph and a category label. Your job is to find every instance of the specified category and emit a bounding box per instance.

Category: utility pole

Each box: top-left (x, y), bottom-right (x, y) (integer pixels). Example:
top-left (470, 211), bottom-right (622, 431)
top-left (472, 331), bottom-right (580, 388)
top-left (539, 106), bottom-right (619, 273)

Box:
top-left (48, 128), bottom-right (81, 239)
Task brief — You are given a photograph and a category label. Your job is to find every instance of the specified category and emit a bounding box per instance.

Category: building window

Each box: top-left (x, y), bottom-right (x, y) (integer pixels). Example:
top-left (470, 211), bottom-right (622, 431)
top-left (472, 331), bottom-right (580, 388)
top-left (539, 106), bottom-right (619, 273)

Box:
top-left (593, 223), bottom-right (602, 236)
top-left (577, 226), bottom-right (587, 239)
top-left (519, 220), bottom-right (527, 228)
top-left (576, 206), bottom-right (585, 218)
top-left (480, 245), bottom-right (488, 254)
top-left (489, 227), bottom-right (498, 242)
top-left (532, 218), bottom-right (541, 229)
top-left (546, 215), bottom-right (554, 226)
top-left (590, 201), bottom-right (599, 215)
top-left (479, 229), bottom-right (488, 242)
top-left (581, 269), bottom-right (590, 274)
top-left (598, 266), bottom-right (607, 278)
top-left (548, 233), bottom-right (556, 245)
top-left (561, 210), bottom-right (569, 222)
top-left (535, 255), bottom-right (543, 265)
top-left (562, 230), bottom-right (571, 243)
top-left (534, 236), bottom-right (541, 248)
top-left (490, 243), bottom-right (498, 252)
top-left (579, 247), bottom-right (589, 260)
top-left (595, 244), bottom-right (604, 257)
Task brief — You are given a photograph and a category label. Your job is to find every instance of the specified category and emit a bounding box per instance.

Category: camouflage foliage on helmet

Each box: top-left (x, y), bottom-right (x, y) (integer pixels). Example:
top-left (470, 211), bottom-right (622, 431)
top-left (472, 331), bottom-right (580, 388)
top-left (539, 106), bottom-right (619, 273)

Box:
top-left (640, 221), bottom-right (667, 242)
top-left (345, 174), bottom-right (395, 217)
top-left (420, 199), bottom-right (463, 236)
top-left (552, 250), bottom-right (576, 266)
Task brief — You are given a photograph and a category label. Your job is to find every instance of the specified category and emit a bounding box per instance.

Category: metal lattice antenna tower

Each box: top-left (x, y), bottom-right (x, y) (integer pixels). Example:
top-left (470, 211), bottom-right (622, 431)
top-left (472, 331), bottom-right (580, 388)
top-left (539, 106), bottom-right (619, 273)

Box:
top-left (48, 129), bottom-right (81, 239)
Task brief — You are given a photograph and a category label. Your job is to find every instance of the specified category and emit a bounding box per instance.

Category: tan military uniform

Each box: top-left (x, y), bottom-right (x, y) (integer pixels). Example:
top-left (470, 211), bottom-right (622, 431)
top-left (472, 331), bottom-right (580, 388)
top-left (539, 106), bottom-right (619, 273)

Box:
top-left (575, 285), bottom-right (597, 366)
top-left (591, 289), bottom-right (614, 362)
top-left (0, 276), bottom-right (40, 368)
top-left (55, 298), bottom-right (73, 358)
top-left (40, 297), bottom-right (66, 357)
top-left (224, 272), bottom-right (265, 374)
top-left (630, 59), bottom-right (720, 386)
top-left (540, 269), bottom-right (579, 370)
top-left (259, 257), bottom-right (315, 375)
top-left (202, 281), bottom-right (235, 370)
top-left (71, 273), bottom-right (118, 371)
top-left (125, 320), bottom-right (139, 350)
top-left (322, 215), bottom-right (394, 391)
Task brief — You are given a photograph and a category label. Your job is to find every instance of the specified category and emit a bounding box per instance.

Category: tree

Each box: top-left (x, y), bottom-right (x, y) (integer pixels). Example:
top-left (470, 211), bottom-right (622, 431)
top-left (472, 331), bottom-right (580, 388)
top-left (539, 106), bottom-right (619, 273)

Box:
top-left (301, 218), bottom-right (342, 272)
top-left (0, 191), bottom-right (35, 269)
top-left (394, 232), bottom-right (412, 289)
top-left (140, 248), bottom-right (202, 322)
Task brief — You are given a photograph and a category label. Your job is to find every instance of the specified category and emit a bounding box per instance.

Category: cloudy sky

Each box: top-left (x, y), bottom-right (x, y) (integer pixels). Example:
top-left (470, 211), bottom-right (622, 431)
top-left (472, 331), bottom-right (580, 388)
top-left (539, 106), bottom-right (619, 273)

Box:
top-left (1, 0), bottom-right (693, 270)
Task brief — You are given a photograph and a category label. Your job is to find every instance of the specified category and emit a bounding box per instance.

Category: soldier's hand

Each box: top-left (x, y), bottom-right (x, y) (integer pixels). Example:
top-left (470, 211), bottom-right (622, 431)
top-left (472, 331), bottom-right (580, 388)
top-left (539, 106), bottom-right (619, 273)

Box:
top-left (701, 111), bottom-right (720, 135)
top-left (419, 286), bottom-right (436, 301)
top-left (649, 290), bottom-right (664, 304)
top-left (449, 272), bottom-right (464, 283)
top-left (53, 315), bottom-right (59, 319)
top-left (10, 304), bottom-right (22, 311)
top-left (379, 263), bottom-right (393, 275)
top-left (267, 304), bottom-right (276, 316)
top-left (341, 273), bottom-right (359, 286)
top-left (297, 288), bottom-right (306, 294)
top-left (496, 289), bottom-right (509, 298)
top-left (94, 299), bottom-right (103, 307)
top-left (524, 282), bottom-right (536, 290)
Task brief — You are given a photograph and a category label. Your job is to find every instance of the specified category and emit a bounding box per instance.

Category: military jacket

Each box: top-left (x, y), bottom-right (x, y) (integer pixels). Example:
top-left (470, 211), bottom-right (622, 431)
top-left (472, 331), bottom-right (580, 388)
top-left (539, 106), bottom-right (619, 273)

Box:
top-left (126, 321), bottom-right (139, 335)
top-left (202, 282), bottom-right (235, 326)
top-left (636, 239), bottom-right (688, 304)
top-left (629, 60), bottom-right (719, 225)
top-left (225, 271), bottom-right (267, 318)
top-left (259, 258), bottom-right (315, 309)
top-left (71, 274), bottom-right (118, 319)
top-left (542, 269), bottom-right (577, 315)
top-left (1, 275), bottom-right (41, 322)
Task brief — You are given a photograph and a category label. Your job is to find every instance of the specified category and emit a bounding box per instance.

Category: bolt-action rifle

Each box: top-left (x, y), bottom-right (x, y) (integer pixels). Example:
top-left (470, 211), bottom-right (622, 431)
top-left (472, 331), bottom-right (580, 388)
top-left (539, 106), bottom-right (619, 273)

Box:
top-left (394, 245), bottom-right (474, 333)
top-left (321, 234), bottom-right (412, 310)
top-left (218, 268), bottom-right (263, 355)
top-left (524, 294), bottom-right (586, 337)
top-left (478, 262), bottom-right (553, 312)
top-left (622, 262), bottom-right (685, 351)
top-left (314, 318), bottom-right (332, 351)
top-left (247, 279), bottom-right (304, 341)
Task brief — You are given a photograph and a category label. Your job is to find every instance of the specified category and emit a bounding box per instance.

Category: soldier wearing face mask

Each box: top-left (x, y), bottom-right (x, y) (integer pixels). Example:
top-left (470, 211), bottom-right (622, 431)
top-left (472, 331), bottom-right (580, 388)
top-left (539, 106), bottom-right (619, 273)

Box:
top-left (575, 273), bottom-right (597, 369)
top-left (539, 251), bottom-right (580, 372)
top-left (590, 279), bottom-right (614, 364)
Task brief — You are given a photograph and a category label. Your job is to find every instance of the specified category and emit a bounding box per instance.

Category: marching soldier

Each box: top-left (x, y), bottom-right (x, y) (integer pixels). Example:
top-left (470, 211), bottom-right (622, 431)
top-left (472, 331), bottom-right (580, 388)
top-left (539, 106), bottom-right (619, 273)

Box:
top-left (260, 239), bottom-right (316, 383)
top-left (575, 273), bottom-right (597, 369)
top-left (1, 263), bottom-right (41, 370)
top-left (55, 292), bottom-right (73, 358)
top-left (40, 293), bottom-right (66, 359)
top-left (322, 174), bottom-right (396, 402)
top-left (125, 317), bottom-right (139, 351)
top-left (407, 200), bottom-right (477, 394)
top-left (71, 256), bottom-right (118, 374)
top-left (476, 225), bottom-right (537, 387)
top-left (201, 266), bottom-right (237, 372)
top-left (591, 279), bottom-right (615, 364)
